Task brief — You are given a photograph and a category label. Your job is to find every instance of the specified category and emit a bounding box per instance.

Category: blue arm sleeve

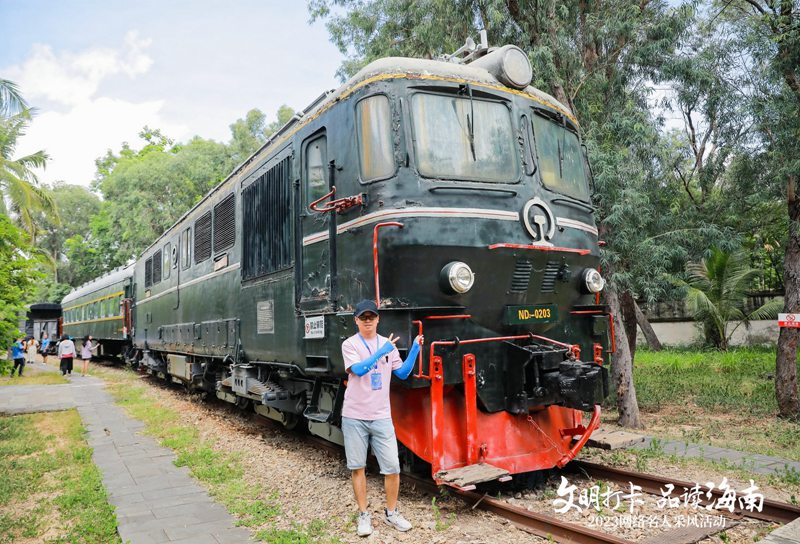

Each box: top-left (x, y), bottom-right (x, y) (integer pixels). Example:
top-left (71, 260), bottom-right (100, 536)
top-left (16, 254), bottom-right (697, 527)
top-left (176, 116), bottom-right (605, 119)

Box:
top-left (393, 341), bottom-right (420, 380)
top-left (349, 342), bottom-right (394, 377)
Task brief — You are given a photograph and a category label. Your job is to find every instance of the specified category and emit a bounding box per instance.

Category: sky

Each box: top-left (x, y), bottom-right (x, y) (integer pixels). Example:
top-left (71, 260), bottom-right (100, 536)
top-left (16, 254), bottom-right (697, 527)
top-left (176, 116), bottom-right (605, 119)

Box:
top-left (0, 0), bottom-right (345, 187)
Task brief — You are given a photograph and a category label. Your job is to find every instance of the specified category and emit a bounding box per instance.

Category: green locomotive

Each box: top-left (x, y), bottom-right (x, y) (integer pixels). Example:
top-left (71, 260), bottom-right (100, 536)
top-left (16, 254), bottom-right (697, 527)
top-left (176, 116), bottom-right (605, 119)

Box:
top-left (68, 37), bottom-right (612, 488)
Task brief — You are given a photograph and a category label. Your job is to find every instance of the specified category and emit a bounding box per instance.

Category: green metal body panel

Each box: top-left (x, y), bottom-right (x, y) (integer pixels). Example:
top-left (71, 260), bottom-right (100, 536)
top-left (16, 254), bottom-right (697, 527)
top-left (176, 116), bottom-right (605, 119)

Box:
top-left (125, 63), bottom-right (610, 416)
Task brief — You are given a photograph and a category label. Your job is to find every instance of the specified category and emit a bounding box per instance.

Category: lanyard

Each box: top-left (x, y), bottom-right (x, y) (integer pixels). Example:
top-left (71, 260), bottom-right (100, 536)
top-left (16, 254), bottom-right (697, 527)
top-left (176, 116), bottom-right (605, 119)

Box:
top-left (358, 334), bottom-right (378, 355)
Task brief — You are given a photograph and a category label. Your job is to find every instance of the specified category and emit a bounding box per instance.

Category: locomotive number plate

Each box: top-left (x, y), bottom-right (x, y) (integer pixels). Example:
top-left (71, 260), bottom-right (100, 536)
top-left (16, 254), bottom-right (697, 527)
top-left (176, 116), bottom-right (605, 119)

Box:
top-left (505, 304), bottom-right (558, 325)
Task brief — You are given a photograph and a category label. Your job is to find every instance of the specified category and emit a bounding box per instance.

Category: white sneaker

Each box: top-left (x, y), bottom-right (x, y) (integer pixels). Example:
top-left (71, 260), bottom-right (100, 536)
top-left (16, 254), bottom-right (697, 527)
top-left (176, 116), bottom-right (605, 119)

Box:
top-left (357, 511), bottom-right (373, 537)
top-left (384, 508), bottom-right (412, 532)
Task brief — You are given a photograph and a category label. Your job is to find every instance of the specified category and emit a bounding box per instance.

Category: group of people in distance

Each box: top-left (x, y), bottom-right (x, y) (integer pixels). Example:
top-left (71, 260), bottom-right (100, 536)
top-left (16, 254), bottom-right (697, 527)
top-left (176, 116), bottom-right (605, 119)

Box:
top-left (7, 333), bottom-right (98, 377)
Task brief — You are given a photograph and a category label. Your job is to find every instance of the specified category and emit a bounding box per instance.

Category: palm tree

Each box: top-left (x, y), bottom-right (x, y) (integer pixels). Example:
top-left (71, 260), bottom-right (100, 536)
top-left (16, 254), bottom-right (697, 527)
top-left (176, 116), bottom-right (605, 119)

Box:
top-left (0, 78), bottom-right (28, 117)
top-left (0, 107), bottom-right (55, 241)
top-left (683, 248), bottom-right (782, 350)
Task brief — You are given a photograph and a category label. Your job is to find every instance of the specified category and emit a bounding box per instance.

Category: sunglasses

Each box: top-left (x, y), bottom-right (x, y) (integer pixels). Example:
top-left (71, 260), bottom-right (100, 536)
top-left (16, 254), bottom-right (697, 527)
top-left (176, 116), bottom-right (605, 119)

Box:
top-left (358, 314), bottom-right (378, 322)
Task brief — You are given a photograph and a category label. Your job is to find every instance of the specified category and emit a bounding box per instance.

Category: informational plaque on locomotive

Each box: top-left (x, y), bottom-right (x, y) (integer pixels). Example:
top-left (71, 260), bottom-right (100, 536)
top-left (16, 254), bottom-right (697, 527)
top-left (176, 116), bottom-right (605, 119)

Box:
top-left (505, 304), bottom-right (559, 325)
top-left (256, 300), bottom-right (275, 334)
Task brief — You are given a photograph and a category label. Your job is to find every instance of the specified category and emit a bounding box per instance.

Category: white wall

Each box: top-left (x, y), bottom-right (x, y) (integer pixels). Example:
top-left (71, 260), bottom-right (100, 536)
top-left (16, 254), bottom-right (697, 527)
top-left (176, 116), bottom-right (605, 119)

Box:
top-left (638, 320), bottom-right (779, 347)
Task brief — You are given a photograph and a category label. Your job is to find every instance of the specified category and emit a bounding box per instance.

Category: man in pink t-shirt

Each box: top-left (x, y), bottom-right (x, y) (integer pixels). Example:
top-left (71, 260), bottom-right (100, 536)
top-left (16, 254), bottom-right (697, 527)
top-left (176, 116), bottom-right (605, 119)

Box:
top-left (341, 299), bottom-right (422, 537)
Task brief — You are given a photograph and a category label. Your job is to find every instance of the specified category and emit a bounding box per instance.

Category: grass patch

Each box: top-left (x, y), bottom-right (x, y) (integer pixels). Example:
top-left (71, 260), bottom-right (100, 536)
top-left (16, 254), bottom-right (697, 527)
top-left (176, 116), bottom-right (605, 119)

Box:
top-left (0, 410), bottom-right (120, 544)
top-left (602, 346), bottom-right (800, 463)
top-left (0, 362), bottom-right (68, 386)
top-left (106, 378), bottom-right (341, 543)
top-left (632, 346), bottom-right (795, 416)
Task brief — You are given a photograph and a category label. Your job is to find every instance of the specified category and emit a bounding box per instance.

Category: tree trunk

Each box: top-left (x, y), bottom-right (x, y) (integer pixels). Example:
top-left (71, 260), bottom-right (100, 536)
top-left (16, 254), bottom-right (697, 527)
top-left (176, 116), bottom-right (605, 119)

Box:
top-left (634, 301), bottom-right (662, 351)
top-left (606, 283), bottom-right (644, 428)
top-left (776, 175), bottom-right (800, 419)
top-left (619, 289), bottom-right (638, 360)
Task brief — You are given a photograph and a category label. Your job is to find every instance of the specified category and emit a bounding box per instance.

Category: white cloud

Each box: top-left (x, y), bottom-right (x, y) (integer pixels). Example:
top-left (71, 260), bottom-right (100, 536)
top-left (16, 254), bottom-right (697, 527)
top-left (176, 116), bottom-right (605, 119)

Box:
top-left (7, 31), bottom-right (153, 107)
top-left (21, 98), bottom-right (188, 185)
top-left (5, 31), bottom-right (176, 186)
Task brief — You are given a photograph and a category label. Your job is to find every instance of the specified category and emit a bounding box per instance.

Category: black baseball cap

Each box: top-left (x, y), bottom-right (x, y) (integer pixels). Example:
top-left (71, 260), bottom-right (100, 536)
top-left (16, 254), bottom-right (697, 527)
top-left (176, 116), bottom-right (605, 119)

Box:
top-left (354, 299), bottom-right (379, 317)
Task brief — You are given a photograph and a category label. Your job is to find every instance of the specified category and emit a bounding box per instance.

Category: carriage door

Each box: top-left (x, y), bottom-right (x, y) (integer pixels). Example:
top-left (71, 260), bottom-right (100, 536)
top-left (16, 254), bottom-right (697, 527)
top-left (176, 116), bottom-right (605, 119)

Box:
top-left (299, 132), bottom-right (334, 312)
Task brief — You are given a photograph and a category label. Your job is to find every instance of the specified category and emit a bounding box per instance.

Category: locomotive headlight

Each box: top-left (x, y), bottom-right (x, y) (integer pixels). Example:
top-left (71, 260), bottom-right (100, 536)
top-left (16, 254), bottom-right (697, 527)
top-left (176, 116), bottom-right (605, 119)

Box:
top-left (440, 261), bottom-right (475, 294)
top-left (582, 268), bottom-right (605, 294)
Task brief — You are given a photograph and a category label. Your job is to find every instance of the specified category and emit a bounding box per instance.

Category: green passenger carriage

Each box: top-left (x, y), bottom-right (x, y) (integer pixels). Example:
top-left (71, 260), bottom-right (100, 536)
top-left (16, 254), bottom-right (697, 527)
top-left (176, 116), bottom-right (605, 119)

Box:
top-left (61, 264), bottom-right (134, 358)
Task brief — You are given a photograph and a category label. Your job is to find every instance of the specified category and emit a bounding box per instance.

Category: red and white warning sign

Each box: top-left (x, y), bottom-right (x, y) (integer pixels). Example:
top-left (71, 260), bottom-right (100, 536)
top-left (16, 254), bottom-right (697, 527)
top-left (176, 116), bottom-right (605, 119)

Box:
top-left (778, 313), bottom-right (800, 328)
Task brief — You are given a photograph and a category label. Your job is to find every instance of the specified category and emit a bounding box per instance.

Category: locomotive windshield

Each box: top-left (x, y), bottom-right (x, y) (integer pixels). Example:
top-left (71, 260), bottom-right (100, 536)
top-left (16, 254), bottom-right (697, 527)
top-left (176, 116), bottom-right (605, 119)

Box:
top-left (410, 92), bottom-right (518, 182)
top-left (531, 112), bottom-right (590, 201)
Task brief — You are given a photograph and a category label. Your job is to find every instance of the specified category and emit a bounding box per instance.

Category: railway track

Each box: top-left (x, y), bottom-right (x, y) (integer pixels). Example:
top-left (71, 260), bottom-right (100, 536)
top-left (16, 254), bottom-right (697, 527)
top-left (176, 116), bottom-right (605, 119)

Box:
top-left (282, 423), bottom-right (798, 543)
top-left (130, 374), bottom-right (799, 544)
top-left (569, 460), bottom-right (800, 525)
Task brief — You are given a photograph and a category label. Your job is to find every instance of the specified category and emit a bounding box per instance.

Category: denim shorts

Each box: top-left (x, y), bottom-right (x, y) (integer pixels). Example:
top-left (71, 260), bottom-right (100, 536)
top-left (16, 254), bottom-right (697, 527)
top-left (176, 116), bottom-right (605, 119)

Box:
top-left (341, 417), bottom-right (400, 474)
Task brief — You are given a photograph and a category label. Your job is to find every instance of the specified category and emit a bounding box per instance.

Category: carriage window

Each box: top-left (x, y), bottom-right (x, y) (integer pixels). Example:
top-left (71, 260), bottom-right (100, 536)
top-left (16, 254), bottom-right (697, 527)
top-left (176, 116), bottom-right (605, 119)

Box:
top-left (145, 257), bottom-right (153, 287)
top-left (357, 95), bottom-right (394, 181)
top-left (181, 227), bottom-right (191, 269)
top-left (163, 243), bottom-right (171, 280)
top-left (410, 92), bottom-right (518, 182)
top-left (305, 136), bottom-right (327, 205)
top-left (531, 113), bottom-right (590, 201)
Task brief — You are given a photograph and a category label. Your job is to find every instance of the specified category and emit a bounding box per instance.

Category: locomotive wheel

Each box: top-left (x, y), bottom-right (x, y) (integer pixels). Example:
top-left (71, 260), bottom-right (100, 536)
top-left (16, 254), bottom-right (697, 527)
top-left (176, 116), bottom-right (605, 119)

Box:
top-left (282, 413), bottom-right (300, 430)
top-left (235, 396), bottom-right (251, 410)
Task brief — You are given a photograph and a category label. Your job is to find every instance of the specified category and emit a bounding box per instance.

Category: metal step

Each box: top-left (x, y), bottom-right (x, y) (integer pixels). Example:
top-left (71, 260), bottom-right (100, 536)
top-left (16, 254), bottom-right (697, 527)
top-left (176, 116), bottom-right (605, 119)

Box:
top-left (302, 408), bottom-right (332, 423)
top-left (435, 463), bottom-right (511, 490)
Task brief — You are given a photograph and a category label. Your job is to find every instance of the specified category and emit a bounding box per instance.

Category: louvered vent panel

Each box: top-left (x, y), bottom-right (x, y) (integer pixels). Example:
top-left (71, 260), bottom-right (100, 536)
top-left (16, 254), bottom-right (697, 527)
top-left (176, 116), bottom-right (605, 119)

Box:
top-left (213, 194), bottom-right (236, 253)
top-left (144, 257), bottom-right (153, 288)
top-left (510, 259), bottom-right (533, 292)
top-left (194, 211), bottom-right (212, 263)
top-left (242, 157), bottom-right (293, 280)
top-left (152, 249), bottom-right (162, 284)
top-left (541, 260), bottom-right (560, 293)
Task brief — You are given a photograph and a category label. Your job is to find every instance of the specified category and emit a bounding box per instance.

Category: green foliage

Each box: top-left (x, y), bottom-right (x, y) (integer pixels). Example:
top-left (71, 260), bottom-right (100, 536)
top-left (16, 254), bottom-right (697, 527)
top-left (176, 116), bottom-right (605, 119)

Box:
top-left (29, 182), bottom-right (102, 291)
top-left (77, 105), bottom-right (296, 269)
top-left (91, 134), bottom-right (234, 266)
top-left (0, 107), bottom-right (54, 240)
top-left (229, 106), bottom-right (296, 165)
top-left (0, 214), bottom-right (41, 349)
top-left (430, 496), bottom-right (456, 531)
top-left (0, 79), bottom-right (27, 117)
top-left (681, 248), bottom-right (782, 349)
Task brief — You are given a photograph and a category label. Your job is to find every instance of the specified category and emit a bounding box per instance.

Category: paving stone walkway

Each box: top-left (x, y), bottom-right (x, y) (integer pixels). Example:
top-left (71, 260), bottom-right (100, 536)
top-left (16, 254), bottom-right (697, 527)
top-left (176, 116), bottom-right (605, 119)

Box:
top-left (629, 435), bottom-right (800, 477)
top-left (0, 366), bottom-right (252, 544)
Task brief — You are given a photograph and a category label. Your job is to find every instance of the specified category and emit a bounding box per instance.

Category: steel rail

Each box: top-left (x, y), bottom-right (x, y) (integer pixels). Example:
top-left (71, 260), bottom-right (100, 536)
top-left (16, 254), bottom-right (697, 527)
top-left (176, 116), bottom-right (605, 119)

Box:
top-left (570, 460), bottom-right (800, 525)
top-left (401, 472), bottom-right (635, 544)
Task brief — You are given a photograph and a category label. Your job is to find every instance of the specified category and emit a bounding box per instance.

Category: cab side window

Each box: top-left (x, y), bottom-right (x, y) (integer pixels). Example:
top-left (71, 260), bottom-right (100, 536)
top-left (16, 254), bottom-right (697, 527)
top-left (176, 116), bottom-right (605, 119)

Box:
top-left (305, 135), bottom-right (327, 206)
top-left (357, 95), bottom-right (394, 181)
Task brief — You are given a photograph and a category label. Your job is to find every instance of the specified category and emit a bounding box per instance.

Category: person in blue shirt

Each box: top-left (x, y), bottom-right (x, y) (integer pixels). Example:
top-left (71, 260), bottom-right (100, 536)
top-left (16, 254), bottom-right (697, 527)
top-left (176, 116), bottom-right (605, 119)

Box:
top-left (10, 337), bottom-right (25, 377)
top-left (39, 332), bottom-right (51, 365)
